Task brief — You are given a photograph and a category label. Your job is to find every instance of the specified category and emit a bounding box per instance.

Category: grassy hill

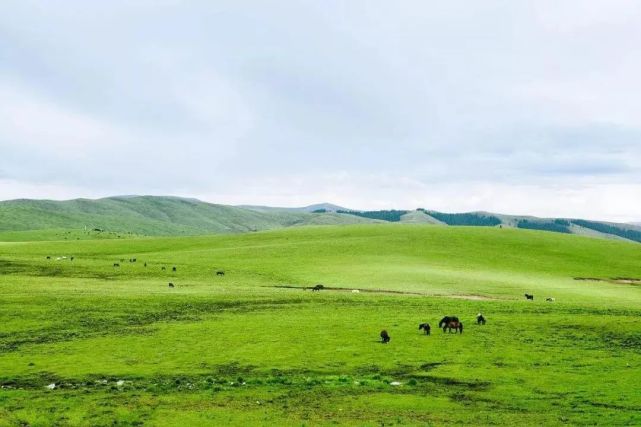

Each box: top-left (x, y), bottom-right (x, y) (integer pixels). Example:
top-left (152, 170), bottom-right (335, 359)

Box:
top-left (1, 224), bottom-right (641, 424)
top-left (0, 196), bottom-right (374, 236)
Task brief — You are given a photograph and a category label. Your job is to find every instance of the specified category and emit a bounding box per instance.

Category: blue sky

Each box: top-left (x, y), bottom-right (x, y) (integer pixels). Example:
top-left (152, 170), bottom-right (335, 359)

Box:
top-left (1, 1), bottom-right (640, 221)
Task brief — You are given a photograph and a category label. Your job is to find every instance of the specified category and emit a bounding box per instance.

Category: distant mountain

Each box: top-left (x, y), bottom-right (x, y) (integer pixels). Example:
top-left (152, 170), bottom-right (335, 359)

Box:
top-left (239, 202), bottom-right (349, 213)
top-left (0, 196), bottom-right (374, 236)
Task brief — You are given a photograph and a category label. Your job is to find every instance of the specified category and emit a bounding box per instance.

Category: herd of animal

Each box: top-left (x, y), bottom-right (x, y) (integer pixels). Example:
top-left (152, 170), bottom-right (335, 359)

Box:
top-left (45, 255), bottom-right (225, 288)
top-left (379, 313), bottom-right (488, 343)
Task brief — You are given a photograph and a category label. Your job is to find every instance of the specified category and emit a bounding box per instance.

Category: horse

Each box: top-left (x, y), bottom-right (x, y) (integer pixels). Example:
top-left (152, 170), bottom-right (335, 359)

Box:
top-left (476, 313), bottom-right (486, 325)
top-left (216, 270), bottom-right (225, 276)
top-left (444, 320), bottom-right (463, 334)
top-left (380, 330), bottom-right (391, 343)
top-left (439, 316), bottom-right (463, 333)
top-left (525, 294), bottom-right (534, 300)
top-left (312, 284), bottom-right (324, 291)
top-left (439, 316), bottom-right (459, 329)
top-left (418, 323), bottom-right (431, 335)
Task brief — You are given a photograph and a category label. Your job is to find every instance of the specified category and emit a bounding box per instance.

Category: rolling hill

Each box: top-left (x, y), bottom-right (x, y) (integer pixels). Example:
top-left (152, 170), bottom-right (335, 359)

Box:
top-left (0, 196), bottom-right (376, 236)
top-left (1, 196), bottom-right (641, 243)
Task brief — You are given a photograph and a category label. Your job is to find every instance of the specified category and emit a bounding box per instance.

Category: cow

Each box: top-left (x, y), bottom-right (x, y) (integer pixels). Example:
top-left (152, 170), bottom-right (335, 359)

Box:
top-left (113, 263), bottom-right (120, 267)
top-left (312, 284), bottom-right (324, 291)
top-left (525, 294), bottom-right (534, 300)
top-left (168, 283), bottom-right (175, 288)
top-left (172, 266), bottom-right (177, 272)
top-left (380, 330), bottom-right (391, 343)
top-left (216, 270), bottom-right (225, 276)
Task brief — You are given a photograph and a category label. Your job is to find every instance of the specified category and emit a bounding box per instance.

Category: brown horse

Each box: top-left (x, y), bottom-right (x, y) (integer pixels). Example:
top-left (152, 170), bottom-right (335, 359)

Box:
top-left (442, 319), bottom-right (463, 334)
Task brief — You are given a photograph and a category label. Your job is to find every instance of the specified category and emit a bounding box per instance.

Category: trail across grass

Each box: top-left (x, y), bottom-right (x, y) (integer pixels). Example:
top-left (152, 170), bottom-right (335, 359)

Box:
top-left (1, 224), bottom-right (640, 425)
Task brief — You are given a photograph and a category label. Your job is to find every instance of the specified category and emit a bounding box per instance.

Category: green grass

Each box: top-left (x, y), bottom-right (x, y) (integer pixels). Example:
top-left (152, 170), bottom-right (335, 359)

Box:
top-left (1, 224), bottom-right (641, 425)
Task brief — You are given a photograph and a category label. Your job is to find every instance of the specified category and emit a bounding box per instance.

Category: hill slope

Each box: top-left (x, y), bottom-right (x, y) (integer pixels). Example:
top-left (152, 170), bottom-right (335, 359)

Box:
top-left (0, 196), bottom-right (375, 236)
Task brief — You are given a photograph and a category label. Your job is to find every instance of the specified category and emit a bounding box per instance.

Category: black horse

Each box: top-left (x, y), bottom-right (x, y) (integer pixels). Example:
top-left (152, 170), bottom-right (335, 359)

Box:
top-left (439, 316), bottom-right (463, 333)
top-left (418, 323), bottom-right (431, 335)
top-left (380, 330), bottom-right (391, 343)
top-left (476, 313), bottom-right (486, 325)
top-left (525, 293), bottom-right (534, 300)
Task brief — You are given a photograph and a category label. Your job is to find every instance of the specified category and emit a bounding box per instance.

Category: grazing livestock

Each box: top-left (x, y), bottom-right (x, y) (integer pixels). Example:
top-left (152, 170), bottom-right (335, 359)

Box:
top-left (144, 262), bottom-right (147, 267)
top-left (525, 294), bottom-right (534, 300)
top-left (46, 256), bottom-right (51, 260)
top-left (172, 266), bottom-right (177, 272)
top-left (216, 270), bottom-right (225, 276)
top-left (418, 323), bottom-right (431, 335)
top-left (476, 313), bottom-right (486, 325)
top-left (439, 316), bottom-right (463, 333)
top-left (312, 284), bottom-right (324, 291)
top-left (351, 289), bottom-right (360, 294)
top-left (380, 330), bottom-right (391, 343)
top-left (546, 297), bottom-right (555, 302)
top-left (113, 263), bottom-right (120, 267)
top-left (161, 266), bottom-right (166, 271)
top-left (70, 256), bottom-right (74, 261)
top-left (168, 283), bottom-right (174, 288)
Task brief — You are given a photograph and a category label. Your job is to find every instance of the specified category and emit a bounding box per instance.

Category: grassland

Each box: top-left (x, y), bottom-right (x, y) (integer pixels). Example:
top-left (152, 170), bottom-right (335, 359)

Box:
top-left (1, 224), bottom-right (641, 425)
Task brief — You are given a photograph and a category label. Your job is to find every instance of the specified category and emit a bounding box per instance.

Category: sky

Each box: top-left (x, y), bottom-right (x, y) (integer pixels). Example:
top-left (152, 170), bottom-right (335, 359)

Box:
top-left (1, 1), bottom-right (641, 222)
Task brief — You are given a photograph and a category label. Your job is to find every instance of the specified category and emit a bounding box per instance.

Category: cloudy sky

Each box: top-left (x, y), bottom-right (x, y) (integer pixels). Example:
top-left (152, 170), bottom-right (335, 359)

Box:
top-left (1, 1), bottom-right (640, 221)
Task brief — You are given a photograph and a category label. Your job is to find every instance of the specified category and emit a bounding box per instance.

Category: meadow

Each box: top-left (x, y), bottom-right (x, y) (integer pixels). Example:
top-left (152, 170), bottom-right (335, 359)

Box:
top-left (1, 224), bottom-right (640, 426)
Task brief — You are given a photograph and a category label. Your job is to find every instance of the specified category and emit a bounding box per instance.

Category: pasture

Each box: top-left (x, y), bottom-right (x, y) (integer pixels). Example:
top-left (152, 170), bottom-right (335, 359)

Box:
top-left (1, 224), bottom-right (641, 425)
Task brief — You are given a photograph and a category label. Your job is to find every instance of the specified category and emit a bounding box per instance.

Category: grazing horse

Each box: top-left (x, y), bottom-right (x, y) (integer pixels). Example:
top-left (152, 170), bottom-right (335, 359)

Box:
top-left (312, 284), bottom-right (324, 291)
top-left (216, 270), bottom-right (225, 276)
top-left (380, 330), bottom-right (391, 343)
top-left (418, 323), bottom-right (431, 335)
top-left (439, 316), bottom-right (463, 333)
top-left (476, 313), bottom-right (486, 325)
top-left (525, 293), bottom-right (534, 300)
top-left (439, 316), bottom-right (459, 329)
top-left (444, 320), bottom-right (463, 334)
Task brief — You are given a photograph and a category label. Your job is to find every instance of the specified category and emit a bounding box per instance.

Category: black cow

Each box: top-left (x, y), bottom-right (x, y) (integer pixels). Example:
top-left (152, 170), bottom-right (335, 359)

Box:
top-left (46, 256), bottom-right (51, 260)
top-left (380, 330), bottom-right (391, 343)
top-left (216, 270), bottom-right (225, 276)
top-left (525, 294), bottom-right (534, 300)
top-left (168, 283), bottom-right (174, 288)
top-left (312, 284), bottom-right (324, 291)
top-left (476, 313), bottom-right (486, 325)
top-left (172, 266), bottom-right (177, 272)
top-left (161, 266), bottom-right (166, 271)
top-left (113, 263), bottom-right (120, 267)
